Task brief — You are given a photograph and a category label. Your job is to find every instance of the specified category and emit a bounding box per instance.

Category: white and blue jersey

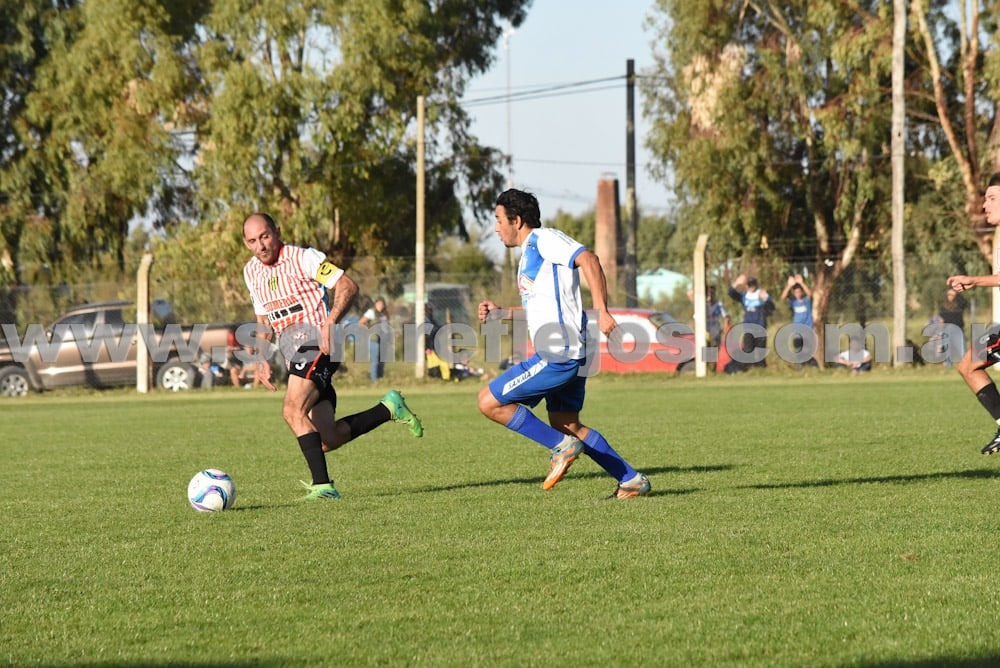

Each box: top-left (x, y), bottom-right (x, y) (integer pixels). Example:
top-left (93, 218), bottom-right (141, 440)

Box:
top-left (518, 228), bottom-right (587, 361)
top-left (488, 228), bottom-right (589, 413)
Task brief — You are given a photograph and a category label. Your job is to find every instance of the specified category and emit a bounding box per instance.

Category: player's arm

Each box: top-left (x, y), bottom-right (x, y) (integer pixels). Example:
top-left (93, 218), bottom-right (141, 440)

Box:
top-left (780, 276), bottom-right (793, 300)
top-left (947, 274), bottom-right (1000, 291)
top-left (575, 249), bottom-right (618, 337)
top-left (794, 274), bottom-right (812, 297)
top-left (318, 273), bottom-right (358, 356)
top-left (253, 314), bottom-right (276, 392)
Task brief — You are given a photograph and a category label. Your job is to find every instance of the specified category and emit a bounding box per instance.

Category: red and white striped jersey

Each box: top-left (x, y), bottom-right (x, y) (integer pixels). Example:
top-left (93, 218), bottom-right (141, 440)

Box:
top-left (243, 244), bottom-right (344, 338)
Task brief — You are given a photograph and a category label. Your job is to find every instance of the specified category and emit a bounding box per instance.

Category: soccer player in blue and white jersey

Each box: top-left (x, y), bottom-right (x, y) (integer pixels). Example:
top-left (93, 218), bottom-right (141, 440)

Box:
top-left (476, 189), bottom-right (650, 498)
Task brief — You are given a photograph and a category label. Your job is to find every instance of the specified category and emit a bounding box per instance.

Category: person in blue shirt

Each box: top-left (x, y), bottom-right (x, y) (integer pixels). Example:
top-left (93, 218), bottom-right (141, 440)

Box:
top-left (780, 274), bottom-right (817, 367)
top-left (728, 274), bottom-right (775, 368)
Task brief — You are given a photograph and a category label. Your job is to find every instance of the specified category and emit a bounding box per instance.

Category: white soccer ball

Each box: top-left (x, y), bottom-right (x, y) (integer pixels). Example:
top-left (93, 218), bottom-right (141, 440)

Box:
top-left (187, 469), bottom-right (237, 512)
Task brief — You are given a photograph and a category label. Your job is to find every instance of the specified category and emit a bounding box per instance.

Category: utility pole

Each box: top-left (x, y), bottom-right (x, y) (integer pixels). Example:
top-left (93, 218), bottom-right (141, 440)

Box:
top-left (415, 95), bottom-right (426, 378)
top-left (624, 59), bottom-right (638, 307)
top-left (503, 22), bottom-right (515, 189)
top-left (891, 0), bottom-right (906, 365)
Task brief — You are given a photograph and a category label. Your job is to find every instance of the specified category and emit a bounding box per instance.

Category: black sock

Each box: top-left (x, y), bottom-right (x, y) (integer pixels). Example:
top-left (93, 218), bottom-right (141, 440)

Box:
top-left (975, 384), bottom-right (1000, 422)
top-left (297, 432), bottom-right (329, 485)
top-left (341, 404), bottom-right (391, 439)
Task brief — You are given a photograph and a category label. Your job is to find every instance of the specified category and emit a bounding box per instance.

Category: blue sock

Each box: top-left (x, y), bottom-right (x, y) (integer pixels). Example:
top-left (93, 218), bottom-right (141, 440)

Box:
top-left (505, 405), bottom-right (565, 449)
top-left (582, 429), bottom-right (637, 482)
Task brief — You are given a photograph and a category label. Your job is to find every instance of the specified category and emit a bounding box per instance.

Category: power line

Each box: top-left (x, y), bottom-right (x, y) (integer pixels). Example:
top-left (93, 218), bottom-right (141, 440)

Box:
top-left (460, 75), bottom-right (625, 108)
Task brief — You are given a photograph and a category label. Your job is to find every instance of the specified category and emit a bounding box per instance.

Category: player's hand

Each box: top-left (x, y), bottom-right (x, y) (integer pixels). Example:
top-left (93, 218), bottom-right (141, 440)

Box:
top-left (478, 300), bottom-right (499, 322)
top-left (947, 275), bottom-right (972, 292)
top-left (257, 361), bottom-right (276, 392)
top-left (597, 310), bottom-right (618, 338)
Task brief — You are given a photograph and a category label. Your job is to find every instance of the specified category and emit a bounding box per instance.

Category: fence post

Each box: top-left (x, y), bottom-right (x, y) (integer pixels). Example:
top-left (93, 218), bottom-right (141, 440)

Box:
top-left (693, 234), bottom-right (709, 378)
top-left (136, 252), bottom-right (154, 393)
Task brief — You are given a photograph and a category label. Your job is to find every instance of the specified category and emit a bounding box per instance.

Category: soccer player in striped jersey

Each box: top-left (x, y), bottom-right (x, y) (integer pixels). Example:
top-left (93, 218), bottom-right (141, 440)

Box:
top-left (242, 212), bottom-right (423, 500)
top-left (476, 189), bottom-right (650, 499)
top-left (948, 173), bottom-right (1000, 455)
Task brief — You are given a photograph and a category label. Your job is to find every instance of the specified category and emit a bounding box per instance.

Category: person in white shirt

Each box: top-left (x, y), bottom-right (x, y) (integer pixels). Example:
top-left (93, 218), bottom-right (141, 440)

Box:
top-left (242, 212), bottom-right (422, 500)
top-left (947, 172), bottom-right (1000, 454)
top-left (834, 338), bottom-right (872, 373)
top-left (476, 189), bottom-right (650, 499)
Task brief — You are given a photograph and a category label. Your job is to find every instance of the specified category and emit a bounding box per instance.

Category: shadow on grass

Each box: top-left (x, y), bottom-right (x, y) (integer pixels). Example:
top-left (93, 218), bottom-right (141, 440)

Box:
top-left (738, 467), bottom-right (1000, 491)
top-left (859, 656), bottom-right (1000, 667)
top-left (408, 464), bottom-right (733, 495)
top-left (227, 503), bottom-right (300, 511)
top-left (72, 663), bottom-right (290, 667)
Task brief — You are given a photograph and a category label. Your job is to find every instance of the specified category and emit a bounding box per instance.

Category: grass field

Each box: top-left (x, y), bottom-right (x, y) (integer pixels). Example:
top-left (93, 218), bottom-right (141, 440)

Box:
top-left (3, 368), bottom-right (1000, 666)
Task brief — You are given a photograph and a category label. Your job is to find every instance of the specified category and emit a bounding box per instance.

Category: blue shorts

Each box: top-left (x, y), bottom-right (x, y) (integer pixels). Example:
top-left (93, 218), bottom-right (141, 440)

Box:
top-left (488, 353), bottom-right (586, 413)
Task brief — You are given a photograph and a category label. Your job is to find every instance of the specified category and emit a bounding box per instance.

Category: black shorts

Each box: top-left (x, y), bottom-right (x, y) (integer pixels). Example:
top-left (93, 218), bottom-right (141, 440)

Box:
top-left (975, 324), bottom-right (1000, 366)
top-left (287, 346), bottom-right (339, 407)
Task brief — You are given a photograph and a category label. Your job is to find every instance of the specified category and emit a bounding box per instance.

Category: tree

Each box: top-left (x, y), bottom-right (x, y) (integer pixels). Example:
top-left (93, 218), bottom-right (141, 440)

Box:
top-left (908, 0), bottom-right (1000, 264)
top-left (2, 0), bottom-right (204, 284)
top-left (1, 0), bottom-right (529, 301)
top-left (643, 0), bottom-right (995, 362)
top-left (0, 0), bottom-right (80, 288)
top-left (186, 0), bottom-right (526, 276)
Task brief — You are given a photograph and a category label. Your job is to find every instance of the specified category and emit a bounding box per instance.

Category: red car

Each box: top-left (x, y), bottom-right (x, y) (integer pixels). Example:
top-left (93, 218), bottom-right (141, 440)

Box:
top-left (514, 307), bottom-right (695, 374)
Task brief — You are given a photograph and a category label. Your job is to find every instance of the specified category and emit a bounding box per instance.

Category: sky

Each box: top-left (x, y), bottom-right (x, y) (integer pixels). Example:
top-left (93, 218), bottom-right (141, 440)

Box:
top-left (460, 0), bottom-right (669, 222)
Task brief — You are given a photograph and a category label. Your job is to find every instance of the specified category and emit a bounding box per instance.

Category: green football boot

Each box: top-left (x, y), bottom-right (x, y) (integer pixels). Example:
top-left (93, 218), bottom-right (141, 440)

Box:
top-left (301, 481), bottom-right (341, 501)
top-left (381, 389), bottom-right (424, 438)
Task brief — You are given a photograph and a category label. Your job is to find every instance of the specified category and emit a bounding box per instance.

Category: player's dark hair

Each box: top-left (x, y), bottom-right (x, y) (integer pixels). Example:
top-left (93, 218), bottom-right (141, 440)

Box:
top-left (496, 189), bottom-right (542, 228)
top-left (989, 173), bottom-right (1000, 189)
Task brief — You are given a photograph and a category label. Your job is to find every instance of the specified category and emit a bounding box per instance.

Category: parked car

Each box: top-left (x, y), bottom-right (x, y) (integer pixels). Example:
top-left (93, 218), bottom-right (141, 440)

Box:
top-left (0, 301), bottom-right (270, 397)
top-left (511, 307), bottom-right (695, 374)
top-left (594, 308), bottom-right (695, 373)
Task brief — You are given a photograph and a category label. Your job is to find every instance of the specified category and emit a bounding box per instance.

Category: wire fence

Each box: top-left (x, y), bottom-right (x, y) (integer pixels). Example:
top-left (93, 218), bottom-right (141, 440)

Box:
top-left (0, 257), bottom-right (984, 369)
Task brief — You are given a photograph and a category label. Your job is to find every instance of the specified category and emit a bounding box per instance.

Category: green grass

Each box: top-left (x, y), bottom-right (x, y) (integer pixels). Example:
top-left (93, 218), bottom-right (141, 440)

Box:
top-left (3, 369), bottom-right (1000, 666)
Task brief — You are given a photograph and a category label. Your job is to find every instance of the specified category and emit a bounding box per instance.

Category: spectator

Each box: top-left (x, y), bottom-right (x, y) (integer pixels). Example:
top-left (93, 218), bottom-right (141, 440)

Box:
top-left (222, 328), bottom-right (247, 387)
top-left (728, 274), bottom-right (775, 368)
top-left (358, 297), bottom-right (390, 383)
top-left (704, 285), bottom-right (731, 347)
top-left (835, 338), bottom-right (873, 373)
top-left (779, 274), bottom-right (817, 367)
top-left (197, 352), bottom-right (224, 388)
top-left (938, 287), bottom-right (968, 366)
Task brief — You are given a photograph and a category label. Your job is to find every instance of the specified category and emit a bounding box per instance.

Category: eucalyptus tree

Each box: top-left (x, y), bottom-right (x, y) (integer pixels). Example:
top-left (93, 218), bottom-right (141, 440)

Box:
top-left (643, 1), bottom-right (998, 341)
top-left (0, 0), bottom-right (204, 287)
top-left (1, 0), bottom-right (529, 301)
top-left (185, 0), bottom-right (526, 272)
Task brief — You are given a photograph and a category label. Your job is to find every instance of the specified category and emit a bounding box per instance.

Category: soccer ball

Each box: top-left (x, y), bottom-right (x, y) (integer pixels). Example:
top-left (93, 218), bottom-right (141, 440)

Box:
top-left (187, 469), bottom-right (237, 512)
